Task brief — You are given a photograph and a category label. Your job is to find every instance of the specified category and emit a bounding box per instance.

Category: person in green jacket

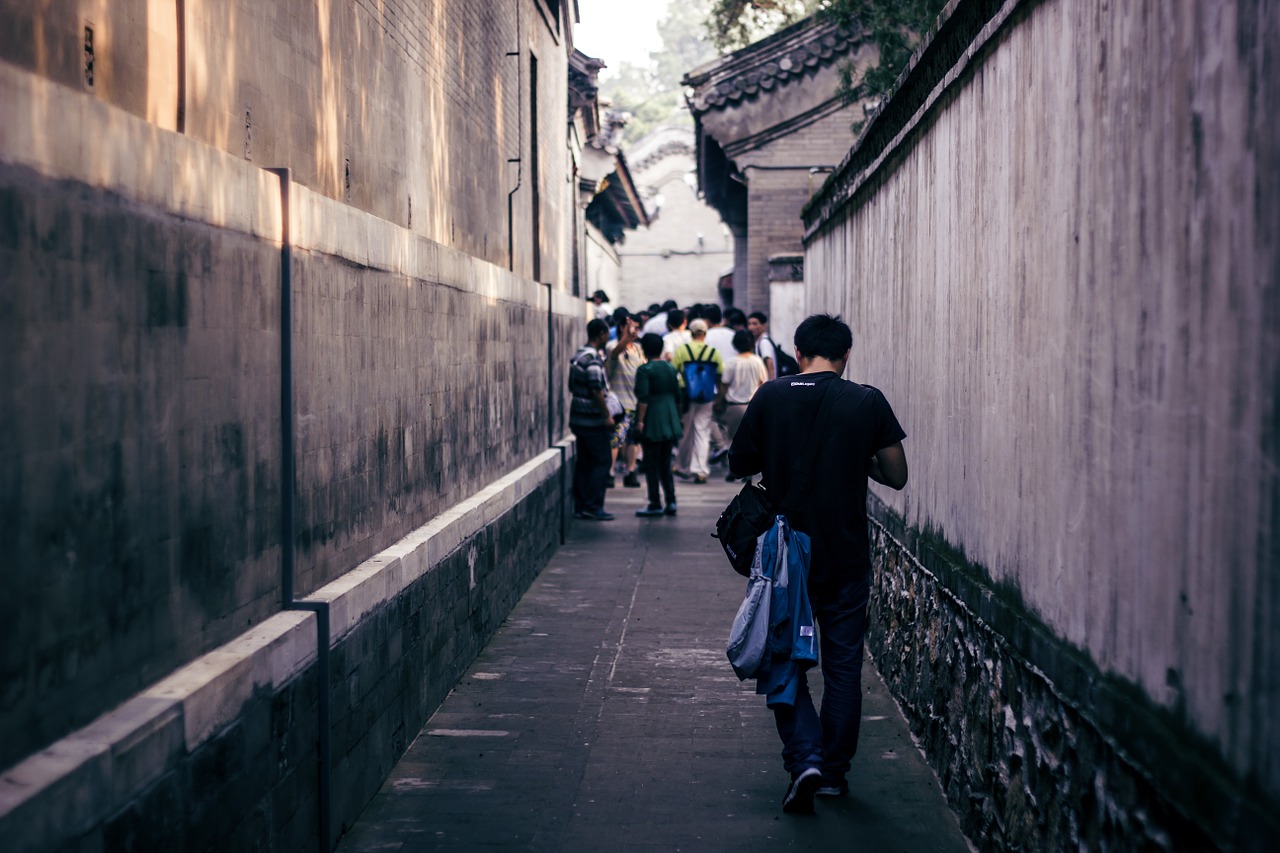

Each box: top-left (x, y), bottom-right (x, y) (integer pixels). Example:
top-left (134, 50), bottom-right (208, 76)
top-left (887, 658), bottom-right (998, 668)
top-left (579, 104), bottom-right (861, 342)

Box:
top-left (633, 333), bottom-right (683, 517)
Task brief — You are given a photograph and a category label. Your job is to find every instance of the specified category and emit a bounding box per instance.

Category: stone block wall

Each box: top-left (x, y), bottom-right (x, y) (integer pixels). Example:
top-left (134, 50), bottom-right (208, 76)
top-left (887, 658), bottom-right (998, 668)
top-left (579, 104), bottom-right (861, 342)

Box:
top-left (803, 0), bottom-right (1279, 848)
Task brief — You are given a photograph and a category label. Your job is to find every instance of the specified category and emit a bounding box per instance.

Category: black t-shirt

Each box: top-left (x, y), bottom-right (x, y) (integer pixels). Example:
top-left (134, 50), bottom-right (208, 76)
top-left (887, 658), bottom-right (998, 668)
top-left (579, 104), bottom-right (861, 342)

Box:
top-left (728, 372), bottom-right (906, 589)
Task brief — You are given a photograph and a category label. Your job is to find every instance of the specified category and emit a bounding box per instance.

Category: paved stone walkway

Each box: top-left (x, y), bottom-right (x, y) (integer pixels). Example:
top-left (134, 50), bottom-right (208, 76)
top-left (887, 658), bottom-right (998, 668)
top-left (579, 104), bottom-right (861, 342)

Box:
top-left (336, 474), bottom-right (971, 852)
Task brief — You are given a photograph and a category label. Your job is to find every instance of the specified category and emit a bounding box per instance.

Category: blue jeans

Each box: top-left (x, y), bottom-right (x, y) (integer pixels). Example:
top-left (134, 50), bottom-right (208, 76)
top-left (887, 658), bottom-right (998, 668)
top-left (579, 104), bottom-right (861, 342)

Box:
top-left (772, 573), bottom-right (871, 780)
top-left (571, 426), bottom-right (613, 513)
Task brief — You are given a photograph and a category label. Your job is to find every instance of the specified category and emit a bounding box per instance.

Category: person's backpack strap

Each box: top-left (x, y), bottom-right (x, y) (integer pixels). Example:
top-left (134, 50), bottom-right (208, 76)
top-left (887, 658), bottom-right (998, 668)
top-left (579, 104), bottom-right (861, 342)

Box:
top-left (776, 380), bottom-right (843, 518)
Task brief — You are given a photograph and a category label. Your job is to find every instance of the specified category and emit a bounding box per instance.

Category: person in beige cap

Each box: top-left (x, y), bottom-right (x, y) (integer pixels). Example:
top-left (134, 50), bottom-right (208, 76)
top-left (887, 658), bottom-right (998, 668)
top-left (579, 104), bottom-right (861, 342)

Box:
top-left (671, 318), bottom-right (724, 483)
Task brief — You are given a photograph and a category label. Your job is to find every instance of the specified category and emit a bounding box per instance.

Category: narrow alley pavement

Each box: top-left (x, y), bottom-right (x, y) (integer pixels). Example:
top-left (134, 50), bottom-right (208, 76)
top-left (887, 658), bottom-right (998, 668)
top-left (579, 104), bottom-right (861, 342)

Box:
top-left (336, 476), bottom-right (971, 852)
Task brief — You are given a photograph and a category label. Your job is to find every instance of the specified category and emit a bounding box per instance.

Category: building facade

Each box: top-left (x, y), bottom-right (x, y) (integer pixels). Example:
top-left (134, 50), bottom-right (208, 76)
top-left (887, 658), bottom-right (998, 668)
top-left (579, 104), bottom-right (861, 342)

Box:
top-left (611, 124), bottom-right (734, 312)
top-left (684, 15), bottom-right (871, 319)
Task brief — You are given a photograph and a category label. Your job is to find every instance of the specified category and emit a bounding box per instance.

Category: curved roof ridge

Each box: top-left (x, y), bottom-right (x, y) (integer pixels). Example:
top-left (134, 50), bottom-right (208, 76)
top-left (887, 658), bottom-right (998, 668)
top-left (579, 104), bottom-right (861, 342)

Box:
top-left (683, 16), bottom-right (861, 116)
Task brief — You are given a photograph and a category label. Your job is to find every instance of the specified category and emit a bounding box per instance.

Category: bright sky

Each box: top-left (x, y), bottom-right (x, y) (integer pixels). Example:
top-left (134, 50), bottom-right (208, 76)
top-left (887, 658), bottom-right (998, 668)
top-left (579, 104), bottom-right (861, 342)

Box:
top-left (573, 0), bottom-right (666, 79)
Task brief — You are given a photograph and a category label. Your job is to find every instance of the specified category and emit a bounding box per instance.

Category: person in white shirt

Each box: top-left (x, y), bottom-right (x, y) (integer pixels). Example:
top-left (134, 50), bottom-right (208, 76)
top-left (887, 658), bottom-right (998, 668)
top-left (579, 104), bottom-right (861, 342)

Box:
top-left (644, 299), bottom-right (678, 336)
top-left (702, 304), bottom-right (737, 464)
top-left (661, 308), bottom-right (692, 361)
top-left (704, 304), bottom-right (736, 363)
top-left (714, 329), bottom-right (768, 482)
top-left (748, 311), bottom-right (777, 380)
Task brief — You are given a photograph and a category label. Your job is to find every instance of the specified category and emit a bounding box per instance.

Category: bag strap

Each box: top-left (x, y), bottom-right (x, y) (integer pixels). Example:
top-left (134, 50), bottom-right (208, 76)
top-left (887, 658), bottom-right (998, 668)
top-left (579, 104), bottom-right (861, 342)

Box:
top-left (775, 380), bottom-right (842, 517)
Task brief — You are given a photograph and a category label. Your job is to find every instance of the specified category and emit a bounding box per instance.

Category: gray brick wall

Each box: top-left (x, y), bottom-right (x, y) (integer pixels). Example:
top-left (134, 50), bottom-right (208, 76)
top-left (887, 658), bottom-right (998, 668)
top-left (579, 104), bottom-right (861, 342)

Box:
top-left (0, 156), bottom-right (580, 772)
top-left (0, 163), bottom-right (285, 770)
top-left (0, 0), bottom-right (570, 283)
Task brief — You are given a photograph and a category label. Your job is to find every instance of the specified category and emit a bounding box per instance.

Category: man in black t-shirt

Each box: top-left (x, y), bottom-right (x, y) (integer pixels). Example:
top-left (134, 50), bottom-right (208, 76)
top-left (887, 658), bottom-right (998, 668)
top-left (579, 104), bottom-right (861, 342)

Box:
top-left (728, 313), bottom-right (908, 814)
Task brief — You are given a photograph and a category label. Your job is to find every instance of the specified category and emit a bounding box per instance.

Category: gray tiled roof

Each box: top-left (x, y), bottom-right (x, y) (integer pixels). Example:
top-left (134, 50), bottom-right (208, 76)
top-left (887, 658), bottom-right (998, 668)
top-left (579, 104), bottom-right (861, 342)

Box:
top-left (684, 17), bottom-right (857, 115)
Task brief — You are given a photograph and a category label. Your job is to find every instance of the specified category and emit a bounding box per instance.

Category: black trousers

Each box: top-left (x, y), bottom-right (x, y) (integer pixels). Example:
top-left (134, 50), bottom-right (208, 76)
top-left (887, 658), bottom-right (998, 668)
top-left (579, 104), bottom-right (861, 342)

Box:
top-left (641, 439), bottom-right (676, 508)
top-left (571, 426), bottom-right (613, 513)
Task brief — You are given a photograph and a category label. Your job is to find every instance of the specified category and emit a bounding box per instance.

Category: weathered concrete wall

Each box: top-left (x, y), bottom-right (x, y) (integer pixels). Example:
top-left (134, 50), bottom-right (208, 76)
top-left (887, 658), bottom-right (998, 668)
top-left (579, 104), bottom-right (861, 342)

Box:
top-left (803, 0), bottom-right (1279, 848)
top-left (0, 0), bottom-right (571, 283)
top-left (1, 30), bottom-right (582, 783)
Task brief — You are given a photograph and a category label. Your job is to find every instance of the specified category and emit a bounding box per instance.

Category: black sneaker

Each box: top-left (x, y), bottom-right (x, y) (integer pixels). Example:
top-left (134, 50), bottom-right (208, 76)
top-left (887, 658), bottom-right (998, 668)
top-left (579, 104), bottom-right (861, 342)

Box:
top-left (782, 767), bottom-right (822, 814)
top-left (663, 503), bottom-right (677, 516)
top-left (581, 509), bottom-right (615, 521)
top-left (635, 505), bottom-right (664, 517)
top-left (622, 471), bottom-right (641, 488)
top-left (815, 776), bottom-right (848, 798)
top-left (605, 476), bottom-right (616, 489)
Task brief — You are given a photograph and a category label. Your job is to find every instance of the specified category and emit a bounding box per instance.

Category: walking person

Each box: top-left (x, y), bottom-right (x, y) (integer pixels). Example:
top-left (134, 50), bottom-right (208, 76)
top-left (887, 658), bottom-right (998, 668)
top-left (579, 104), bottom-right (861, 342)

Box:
top-left (672, 319), bottom-right (724, 484)
top-left (714, 328), bottom-right (767, 481)
top-left (728, 313), bottom-right (909, 814)
top-left (633, 333), bottom-right (682, 517)
top-left (568, 319), bottom-right (617, 521)
top-left (604, 311), bottom-right (643, 488)
top-left (747, 311), bottom-right (777, 380)
top-left (661, 308), bottom-right (691, 361)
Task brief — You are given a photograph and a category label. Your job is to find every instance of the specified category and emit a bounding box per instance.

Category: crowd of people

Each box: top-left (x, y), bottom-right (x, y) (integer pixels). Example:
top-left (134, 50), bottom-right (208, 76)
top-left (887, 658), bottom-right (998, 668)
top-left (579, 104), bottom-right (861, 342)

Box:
top-left (570, 296), bottom-right (781, 521)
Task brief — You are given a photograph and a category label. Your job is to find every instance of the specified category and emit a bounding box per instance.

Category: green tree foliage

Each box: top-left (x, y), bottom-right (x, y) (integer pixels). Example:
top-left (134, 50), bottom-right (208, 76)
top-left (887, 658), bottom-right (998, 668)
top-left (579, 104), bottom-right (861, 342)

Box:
top-left (706, 0), bottom-right (820, 51)
top-left (823, 0), bottom-right (946, 107)
top-left (598, 0), bottom-right (719, 144)
top-left (707, 0), bottom-right (947, 129)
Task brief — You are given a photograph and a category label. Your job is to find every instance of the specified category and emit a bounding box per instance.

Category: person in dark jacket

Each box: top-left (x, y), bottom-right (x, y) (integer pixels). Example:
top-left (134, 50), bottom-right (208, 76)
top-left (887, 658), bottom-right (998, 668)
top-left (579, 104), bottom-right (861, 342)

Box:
top-left (632, 333), bottom-right (683, 517)
top-left (569, 319), bottom-right (616, 521)
top-left (729, 313), bottom-right (909, 814)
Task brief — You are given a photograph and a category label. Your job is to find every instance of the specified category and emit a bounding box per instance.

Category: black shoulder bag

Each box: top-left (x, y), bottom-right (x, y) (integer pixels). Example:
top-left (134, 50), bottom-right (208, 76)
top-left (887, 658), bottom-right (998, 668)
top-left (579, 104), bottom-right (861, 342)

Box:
top-left (712, 381), bottom-right (841, 577)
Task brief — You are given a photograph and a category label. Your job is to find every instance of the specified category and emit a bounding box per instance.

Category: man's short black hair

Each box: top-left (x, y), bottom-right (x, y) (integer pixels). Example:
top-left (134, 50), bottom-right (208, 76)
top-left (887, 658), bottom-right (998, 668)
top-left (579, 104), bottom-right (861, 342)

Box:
top-left (725, 308), bottom-right (747, 328)
top-left (662, 299), bottom-right (678, 311)
top-left (704, 304), bottom-right (723, 324)
top-left (666, 308), bottom-right (685, 330)
top-left (648, 303), bottom-right (662, 314)
top-left (748, 311), bottom-right (769, 325)
top-left (732, 329), bottom-right (755, 353)
top-left (612, 306), bottom-right (630, 323)
top-left (587, 318), bottom-right (609, 340)
top-left (793, 313), bottom-right (852, 361)
top-left (640, 332), bottom-right (665, 359)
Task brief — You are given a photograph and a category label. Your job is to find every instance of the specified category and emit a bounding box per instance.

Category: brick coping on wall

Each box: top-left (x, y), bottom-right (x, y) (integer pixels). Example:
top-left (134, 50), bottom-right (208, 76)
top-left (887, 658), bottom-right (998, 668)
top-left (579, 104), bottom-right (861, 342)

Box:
top-left (0, 443), bottom-right (571, 851)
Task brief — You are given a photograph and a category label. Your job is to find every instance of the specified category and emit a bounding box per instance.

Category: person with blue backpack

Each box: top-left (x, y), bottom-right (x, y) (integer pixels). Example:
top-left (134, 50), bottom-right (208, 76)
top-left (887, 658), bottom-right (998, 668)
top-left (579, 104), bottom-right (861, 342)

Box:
top-left (671, 319), bottom-right (724, 484)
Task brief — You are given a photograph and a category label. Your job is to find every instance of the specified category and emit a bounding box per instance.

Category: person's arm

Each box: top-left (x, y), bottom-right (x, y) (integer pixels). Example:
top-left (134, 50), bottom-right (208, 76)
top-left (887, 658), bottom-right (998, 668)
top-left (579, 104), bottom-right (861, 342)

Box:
top-left (868, 442), bottom-right (908, 490)
top-left (592, 387), bottom-right (610, 419)
top-left (757, 338), bottom-right (776, 381)
top-left (633, 367), bottom-right (650, 431)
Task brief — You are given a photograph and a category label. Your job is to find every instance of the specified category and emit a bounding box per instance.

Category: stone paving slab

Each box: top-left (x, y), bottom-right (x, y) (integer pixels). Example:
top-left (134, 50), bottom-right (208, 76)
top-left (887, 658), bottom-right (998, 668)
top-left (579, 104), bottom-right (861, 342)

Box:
top-left (336, 475), bottom-right (972, 852)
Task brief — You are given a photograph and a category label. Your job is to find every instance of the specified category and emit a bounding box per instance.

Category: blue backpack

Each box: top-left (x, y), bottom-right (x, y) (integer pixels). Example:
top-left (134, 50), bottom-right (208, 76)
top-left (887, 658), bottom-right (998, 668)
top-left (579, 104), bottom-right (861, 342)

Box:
top-left (681, 344), bottom-right (718, 404)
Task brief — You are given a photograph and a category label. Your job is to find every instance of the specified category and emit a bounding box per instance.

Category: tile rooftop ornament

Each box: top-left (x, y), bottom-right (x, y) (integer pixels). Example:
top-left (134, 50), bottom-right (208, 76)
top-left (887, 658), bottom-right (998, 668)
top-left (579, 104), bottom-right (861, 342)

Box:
top-left (684, 18), bottom-right (857, 115)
